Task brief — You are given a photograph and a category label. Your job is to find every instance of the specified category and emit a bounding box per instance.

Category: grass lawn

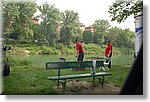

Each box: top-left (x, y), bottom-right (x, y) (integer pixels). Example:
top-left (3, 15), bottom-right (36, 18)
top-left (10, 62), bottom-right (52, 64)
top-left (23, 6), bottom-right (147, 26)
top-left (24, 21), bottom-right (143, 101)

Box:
top-left (2, 64), bottom-right (131, 95)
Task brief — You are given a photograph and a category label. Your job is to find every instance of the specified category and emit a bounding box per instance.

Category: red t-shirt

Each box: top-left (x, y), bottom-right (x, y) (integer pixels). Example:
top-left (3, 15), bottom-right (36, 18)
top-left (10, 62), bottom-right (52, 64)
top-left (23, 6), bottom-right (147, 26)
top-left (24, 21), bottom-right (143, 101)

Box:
top-left (76, 42), bottom-right (84, 53)
top-left (105, 43), bottom-right (112, 57)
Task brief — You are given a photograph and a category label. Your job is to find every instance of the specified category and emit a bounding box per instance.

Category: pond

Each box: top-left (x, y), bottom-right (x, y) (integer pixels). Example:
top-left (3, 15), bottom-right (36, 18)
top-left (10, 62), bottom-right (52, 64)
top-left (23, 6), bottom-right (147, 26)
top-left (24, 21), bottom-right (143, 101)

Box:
top-left (10, 54), bottom-right (135, 68)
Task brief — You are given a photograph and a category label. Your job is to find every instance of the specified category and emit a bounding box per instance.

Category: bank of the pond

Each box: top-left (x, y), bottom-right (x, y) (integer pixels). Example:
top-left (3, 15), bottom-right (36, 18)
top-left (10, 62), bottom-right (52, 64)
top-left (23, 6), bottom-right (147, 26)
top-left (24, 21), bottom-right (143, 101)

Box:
top-left (7, 43), bottom-right (134, 56)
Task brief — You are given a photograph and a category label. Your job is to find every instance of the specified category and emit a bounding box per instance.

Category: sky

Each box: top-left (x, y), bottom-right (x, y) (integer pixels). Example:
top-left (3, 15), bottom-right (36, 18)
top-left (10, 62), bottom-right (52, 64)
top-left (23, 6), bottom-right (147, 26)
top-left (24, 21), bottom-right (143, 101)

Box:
top-left (36, 0), bottom-right (135, 31)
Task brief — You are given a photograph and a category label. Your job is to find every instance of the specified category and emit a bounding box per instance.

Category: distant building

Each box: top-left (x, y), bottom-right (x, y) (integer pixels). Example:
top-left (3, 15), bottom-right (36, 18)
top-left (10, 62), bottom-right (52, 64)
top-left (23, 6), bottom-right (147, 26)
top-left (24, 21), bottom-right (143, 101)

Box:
top-left (80, 23), bottom-right (85, 32)
top-left (80, 23), bottom-right (94, 34)
top-left (31, 16), bottom-right (40, 25)
top-left (85, 25), bottom-right (94, 34)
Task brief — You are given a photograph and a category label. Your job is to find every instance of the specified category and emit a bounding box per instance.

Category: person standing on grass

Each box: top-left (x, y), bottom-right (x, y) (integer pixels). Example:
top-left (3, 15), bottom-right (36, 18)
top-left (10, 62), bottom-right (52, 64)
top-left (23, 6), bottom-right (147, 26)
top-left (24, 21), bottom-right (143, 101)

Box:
top-left (105, 40), bottom-right (113, 69)
top-left (74, 38), bottom-right (85, 70)
top-left (75, 39), bottom-right (84, 61)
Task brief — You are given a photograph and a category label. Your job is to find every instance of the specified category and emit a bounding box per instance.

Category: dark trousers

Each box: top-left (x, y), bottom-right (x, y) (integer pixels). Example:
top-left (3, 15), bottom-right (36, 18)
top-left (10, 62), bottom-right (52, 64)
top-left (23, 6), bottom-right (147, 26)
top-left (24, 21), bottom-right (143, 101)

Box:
top-left (106, 56), bottom-right (111, 69)
top-left (108, 60), bottom-right (111, 69)
top-left (77, 53), bottom-right (84, 61)
top-left (74, 53), bottom-right (84, 70)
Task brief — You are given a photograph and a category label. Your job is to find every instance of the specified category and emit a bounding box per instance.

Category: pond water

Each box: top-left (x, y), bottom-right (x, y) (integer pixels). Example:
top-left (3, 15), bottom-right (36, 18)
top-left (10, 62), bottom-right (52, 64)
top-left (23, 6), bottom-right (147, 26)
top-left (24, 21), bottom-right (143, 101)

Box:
top-left (10, 54), bottom-right (135, 68)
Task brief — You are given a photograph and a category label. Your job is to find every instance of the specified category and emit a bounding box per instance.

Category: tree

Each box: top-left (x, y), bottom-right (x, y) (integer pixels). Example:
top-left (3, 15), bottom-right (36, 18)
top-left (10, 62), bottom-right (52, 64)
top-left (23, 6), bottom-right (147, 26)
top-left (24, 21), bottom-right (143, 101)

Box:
top-left (2, 2), bottom-right (19, 39)
top-left (108, 0), bottom-right (143, 23)
top-left (60, 10), bottom-right (81, 45)
top-left (106, 27), bottom-right (123, 47)
top-left (60, 26), bottom-right (71, 45)
top-left (123, 28), bottom-right (135, 48)
top-left (93, 32), bottom-right (103, 44)
top-left (37, 3), bottom-right (61, 46)
top-left (16, 2), bottom-right (37, 43)
top-left (83, 30), bottom-right (93, 44)
top-left (2, 0), bottom-right (37, 43)
top-left (93, 19), bottom-right (111, 45)
top-left (93, 19), bottom-right (111, 32)
top-left (106, 27), bottom-right (134, 48)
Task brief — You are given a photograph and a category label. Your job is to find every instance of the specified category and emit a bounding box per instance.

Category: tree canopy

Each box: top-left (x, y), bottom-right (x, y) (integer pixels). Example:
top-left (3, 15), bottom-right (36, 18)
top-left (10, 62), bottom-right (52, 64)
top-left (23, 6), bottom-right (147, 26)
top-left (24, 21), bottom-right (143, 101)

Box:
top-left (2, 1), bottom-right (135, 48)
top-left (93, 19), bottom-right (111, 44)
top-left (2, 0), bottom-right (37, 43)
top-left (108, 0), bottom-right (143, 23)
top-left (60, 10), bottom-right (81, 45)
top-left (37, 2), bottom-right (61, 45)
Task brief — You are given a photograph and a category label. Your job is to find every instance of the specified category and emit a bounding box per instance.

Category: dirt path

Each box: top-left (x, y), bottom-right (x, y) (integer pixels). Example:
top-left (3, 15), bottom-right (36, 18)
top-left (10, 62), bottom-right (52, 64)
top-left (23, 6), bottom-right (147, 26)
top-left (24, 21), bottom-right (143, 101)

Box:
top-left (56, 80), bottom-right (120, 95)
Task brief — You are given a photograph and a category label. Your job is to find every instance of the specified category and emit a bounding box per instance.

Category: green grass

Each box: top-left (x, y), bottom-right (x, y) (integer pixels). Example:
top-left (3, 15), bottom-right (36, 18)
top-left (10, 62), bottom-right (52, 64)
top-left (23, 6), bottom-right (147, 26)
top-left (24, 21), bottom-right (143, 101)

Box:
top-left (3, 64), bottom-right (131, 95)
top-left (3, 67), bottom-right (58, 95)
top-left (105, 65), bottom-right (130, 87)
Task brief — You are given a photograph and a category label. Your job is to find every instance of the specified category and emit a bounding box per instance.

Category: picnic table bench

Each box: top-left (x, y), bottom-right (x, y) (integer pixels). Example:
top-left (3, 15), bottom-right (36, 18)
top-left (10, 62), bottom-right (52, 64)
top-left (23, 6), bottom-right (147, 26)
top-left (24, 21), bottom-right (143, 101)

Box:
top-left (46, 60), bottom-right (112, 92)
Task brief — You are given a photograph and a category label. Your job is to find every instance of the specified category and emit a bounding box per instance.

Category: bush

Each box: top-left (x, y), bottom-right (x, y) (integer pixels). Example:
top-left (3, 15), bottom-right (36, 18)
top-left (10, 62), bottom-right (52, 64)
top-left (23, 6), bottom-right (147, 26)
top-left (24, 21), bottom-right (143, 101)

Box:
top-left (67, 45), bottom-right (74, 49)
top-left (65, 48), bottom-right (75, 54)
top-left (56, 43), bottom-right (65, 50)
top-left (83, 43), bottom-right (103, 54)
top-left (39, 46), bottom-right (60, 54)
top-left (9, 57), bottom-right (32, 67)
top-left (39, 46), bottom-right (50, 54)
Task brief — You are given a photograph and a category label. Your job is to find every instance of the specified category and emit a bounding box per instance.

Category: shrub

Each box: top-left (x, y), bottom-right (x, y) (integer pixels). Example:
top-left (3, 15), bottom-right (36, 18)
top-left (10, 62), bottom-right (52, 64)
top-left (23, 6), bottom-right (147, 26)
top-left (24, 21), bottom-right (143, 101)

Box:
top-left (9, 57), bottom-right (32, 67)
top-left (56, 43), bottom-right (65, 50)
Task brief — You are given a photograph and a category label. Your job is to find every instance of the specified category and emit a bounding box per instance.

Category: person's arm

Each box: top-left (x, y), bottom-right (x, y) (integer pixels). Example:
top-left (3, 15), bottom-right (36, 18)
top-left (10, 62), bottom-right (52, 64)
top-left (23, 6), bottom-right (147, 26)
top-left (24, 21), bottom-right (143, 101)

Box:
top-left (108, 50), bottom-right (111, 57)
top-left (108, 44), bottom-right (112, 57)
top-left (76, 50), bottom-right (79, 57)
top-left (75, 43), bottom-right (79, 57)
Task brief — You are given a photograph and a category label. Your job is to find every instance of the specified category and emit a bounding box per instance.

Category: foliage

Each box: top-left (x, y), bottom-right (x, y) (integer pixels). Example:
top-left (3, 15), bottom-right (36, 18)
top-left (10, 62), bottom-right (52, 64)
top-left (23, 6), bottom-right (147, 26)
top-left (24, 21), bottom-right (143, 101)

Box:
top-left (83, 30), bottom-right (93, 44)
top-left (60, 26), bottom-right (72, 45)
top-left (55, 43), bottom-right (66, 53)
top-left (93, 19), bottom-right (111, 32)
top-left (83, 43), bottom-right (103, 54)
top-left (93, 19), bottom-right (111, 45)
top-left (9, 57), bottom-right (32, 67)
top-left (2, 1), bottom-right (136, 49)
top-left (60, 10), bottom-right (81, 45)
top-left (38, 46), bottom-right (60, 54)
top-left (37, 2), bottom-right (61, 46)
top-left (18, 27), bottom-right (34, 42)
top-left (108, 0), bottom-right (143, 23)
top-left (31, 23), bottom-right (41, 40)
top-left (106, 27), bottom-right (134, 48)
top-left (2, 0), bottom-right (37, 43)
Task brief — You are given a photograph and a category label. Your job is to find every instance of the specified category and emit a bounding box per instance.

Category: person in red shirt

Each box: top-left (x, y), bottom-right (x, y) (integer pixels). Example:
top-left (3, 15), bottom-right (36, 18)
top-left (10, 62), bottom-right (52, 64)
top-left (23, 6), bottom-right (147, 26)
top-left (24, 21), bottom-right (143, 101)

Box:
top-left (74, 38), bottom-right (85, 70)
top-left (105, 40), bottom-right (112, 69)
top-left (75, 41), bottom-right (84, 61)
